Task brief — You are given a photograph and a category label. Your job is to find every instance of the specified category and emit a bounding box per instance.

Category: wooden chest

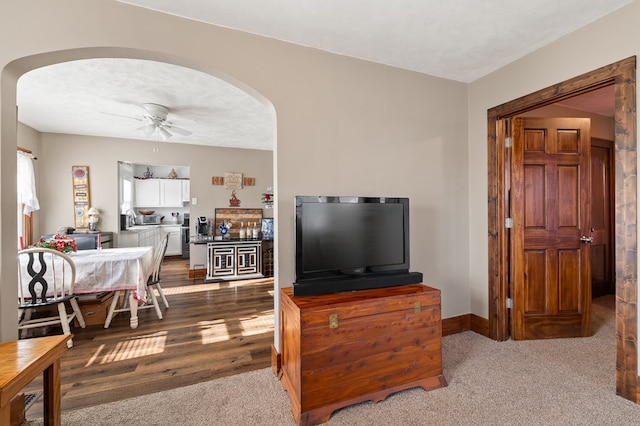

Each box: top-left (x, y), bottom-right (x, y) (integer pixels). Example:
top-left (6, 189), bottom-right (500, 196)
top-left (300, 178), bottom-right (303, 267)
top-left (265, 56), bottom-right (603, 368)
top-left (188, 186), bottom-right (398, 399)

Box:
top-left (280, 284), bottom-right (447, 426)
top-left (74, 292), bottom-right (114, 327)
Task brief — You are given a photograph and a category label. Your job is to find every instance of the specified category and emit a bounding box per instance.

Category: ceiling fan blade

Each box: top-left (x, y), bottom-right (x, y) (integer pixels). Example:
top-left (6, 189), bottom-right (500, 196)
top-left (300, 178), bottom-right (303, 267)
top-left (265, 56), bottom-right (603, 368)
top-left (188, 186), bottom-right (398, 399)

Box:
top-left (101, 111), bottom-right (144, 121)
top-left (167, 126), bottom-right (191, 136)
top-left (163, 123), bottom-right (192, 136)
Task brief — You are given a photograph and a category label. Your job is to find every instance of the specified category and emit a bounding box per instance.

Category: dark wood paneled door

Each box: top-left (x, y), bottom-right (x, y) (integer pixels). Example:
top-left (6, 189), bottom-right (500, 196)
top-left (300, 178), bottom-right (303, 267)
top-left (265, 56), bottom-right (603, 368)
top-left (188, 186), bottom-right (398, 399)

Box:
top-left (511, 117), bottom-right (592, 339)
top-left (590, 138), bottom-right (615, 298)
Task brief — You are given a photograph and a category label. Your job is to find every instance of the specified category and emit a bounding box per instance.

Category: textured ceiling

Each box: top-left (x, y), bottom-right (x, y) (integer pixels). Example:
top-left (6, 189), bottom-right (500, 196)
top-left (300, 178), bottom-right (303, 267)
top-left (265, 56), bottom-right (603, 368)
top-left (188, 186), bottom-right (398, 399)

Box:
top-left (17, 1), bottom-right (629, 150)
top-left (18, 59), bottom-right (274, 150)
top-left (116, 0), bottom-right (632, 82)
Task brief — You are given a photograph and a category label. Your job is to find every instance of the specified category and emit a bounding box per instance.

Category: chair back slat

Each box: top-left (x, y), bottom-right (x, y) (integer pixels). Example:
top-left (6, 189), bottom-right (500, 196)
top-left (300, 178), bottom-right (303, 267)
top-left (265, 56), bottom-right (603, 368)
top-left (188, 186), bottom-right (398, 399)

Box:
top-left (149, 233), bottom-right (169, 285)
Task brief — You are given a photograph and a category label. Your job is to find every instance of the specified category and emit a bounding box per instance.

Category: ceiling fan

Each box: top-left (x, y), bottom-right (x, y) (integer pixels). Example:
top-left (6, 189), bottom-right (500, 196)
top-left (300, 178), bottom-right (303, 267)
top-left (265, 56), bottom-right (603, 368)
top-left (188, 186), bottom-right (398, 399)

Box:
top-left (105, 103), bottom-right (192, 141)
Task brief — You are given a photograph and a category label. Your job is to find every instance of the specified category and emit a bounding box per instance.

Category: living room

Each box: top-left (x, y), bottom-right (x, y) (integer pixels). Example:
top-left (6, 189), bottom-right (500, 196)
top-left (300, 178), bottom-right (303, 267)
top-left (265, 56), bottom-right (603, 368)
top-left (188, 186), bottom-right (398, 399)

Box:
top-left (3, 0), bottom-right (640, 423)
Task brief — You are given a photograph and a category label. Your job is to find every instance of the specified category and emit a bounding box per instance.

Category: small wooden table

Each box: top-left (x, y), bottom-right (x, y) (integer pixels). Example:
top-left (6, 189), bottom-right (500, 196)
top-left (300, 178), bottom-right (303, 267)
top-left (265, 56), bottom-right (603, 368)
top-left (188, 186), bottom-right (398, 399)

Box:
top-left (0, 335), bottom-right (70, 426)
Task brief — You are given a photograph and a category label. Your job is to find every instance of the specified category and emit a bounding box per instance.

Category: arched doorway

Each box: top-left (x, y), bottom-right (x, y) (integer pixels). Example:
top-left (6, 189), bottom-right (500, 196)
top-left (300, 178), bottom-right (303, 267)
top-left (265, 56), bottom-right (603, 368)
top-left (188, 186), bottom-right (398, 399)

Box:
top-left (1, 48), bottom-right (278, 343)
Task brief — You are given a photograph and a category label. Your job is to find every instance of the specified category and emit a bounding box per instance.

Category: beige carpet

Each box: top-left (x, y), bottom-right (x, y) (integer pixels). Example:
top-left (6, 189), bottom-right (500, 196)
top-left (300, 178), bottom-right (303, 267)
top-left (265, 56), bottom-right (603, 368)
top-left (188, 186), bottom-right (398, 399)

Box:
top-left (27, 296), bottom-right (640, 425)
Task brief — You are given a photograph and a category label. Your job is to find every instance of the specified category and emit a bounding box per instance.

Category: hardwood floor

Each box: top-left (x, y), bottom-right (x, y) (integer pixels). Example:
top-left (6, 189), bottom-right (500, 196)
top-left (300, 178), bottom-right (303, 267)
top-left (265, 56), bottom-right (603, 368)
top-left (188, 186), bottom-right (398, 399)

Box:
top-left (23, 257), bottom-right (275, 420)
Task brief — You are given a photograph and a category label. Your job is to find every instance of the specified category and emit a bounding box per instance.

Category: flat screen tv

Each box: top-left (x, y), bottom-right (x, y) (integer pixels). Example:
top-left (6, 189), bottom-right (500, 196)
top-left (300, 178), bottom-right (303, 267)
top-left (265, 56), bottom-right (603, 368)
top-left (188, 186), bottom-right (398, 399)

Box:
top-left (293, 196), bottom-right (422, 296)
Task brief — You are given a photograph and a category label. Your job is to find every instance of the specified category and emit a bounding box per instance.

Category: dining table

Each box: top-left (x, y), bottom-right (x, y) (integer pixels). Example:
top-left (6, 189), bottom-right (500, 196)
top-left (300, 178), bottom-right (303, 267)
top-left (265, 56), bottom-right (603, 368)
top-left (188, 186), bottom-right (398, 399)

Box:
top-left (70, 246), bottom-right (154, 329)
top-left (20, 246), bottom-right (155, 329)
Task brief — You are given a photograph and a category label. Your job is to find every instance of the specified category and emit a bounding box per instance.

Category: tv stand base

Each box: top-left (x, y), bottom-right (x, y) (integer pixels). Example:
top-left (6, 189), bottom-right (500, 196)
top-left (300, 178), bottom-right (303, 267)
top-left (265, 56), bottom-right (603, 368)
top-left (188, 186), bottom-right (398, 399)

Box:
top-left (293, 271), bottom-right (423, 296)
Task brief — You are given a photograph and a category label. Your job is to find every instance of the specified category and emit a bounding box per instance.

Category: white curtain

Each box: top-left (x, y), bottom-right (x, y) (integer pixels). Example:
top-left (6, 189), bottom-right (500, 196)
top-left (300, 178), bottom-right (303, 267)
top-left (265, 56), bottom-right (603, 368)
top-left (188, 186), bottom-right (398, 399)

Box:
top-left (17, 151), bottom-right (39, 215)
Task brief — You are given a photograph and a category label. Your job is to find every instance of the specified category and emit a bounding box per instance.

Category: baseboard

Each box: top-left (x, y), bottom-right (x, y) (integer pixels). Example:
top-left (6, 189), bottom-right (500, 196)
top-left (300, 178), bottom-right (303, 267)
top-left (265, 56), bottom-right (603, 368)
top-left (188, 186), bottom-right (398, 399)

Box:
top-left (271, 344), bottom-right (282, 378)
top-left (188, 268), bottom-right (207, 280)
top-left (442, 314), bottom-right (489, 338)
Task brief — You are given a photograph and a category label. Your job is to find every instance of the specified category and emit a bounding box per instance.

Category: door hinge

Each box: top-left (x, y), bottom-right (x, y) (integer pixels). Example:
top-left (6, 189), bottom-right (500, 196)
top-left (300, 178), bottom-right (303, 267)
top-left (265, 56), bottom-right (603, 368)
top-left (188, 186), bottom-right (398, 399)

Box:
top-left (506, 298), bottom-right (513, 309)
top-left (505, 218), bottom-right (513, 228)
top-left (505, 137), bottom-right (512, 148)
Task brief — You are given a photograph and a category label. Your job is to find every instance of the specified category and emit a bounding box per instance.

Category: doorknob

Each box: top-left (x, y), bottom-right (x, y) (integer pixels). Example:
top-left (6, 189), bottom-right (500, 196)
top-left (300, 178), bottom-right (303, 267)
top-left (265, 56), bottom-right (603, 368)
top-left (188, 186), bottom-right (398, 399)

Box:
top-left (580, 235), bottom-right (594, 243)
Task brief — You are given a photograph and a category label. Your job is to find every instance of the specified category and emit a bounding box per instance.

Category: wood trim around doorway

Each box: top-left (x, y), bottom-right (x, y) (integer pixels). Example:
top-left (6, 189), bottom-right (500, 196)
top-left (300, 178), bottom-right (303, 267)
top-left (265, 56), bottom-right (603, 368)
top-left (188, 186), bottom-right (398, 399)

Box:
top-left (486, 56), bottom-right (638, 402)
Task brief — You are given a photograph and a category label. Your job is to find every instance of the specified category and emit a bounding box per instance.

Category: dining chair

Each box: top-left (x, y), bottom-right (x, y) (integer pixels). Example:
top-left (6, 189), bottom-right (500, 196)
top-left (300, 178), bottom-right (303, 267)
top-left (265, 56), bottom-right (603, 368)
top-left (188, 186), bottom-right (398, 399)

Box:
top-left (17, 247), bottom-right (86, 348)
top-left (138, 232), bottom-right (170, 319)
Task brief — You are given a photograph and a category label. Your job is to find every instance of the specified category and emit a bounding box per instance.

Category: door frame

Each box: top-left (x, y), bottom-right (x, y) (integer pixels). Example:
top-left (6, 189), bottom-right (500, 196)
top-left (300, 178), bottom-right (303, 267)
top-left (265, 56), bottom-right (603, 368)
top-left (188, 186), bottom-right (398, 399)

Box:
top-left (487, 56), bottom-right (637, 402)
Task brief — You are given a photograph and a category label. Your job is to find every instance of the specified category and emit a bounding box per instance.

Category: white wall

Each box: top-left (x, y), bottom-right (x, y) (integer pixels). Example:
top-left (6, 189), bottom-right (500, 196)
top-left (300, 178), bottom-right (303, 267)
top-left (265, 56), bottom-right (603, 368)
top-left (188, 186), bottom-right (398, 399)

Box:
top-left (0, 0), bottom-right (470, 343)
top-left (34, 132), bottom-right (273, 238)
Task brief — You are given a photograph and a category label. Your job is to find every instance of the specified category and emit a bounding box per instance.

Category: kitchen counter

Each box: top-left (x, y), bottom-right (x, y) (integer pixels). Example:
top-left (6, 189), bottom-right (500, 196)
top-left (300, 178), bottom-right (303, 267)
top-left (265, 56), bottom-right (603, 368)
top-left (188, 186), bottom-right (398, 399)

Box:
top-left (124, 223), bottom-right (179, 231)
top-left (191, 237), bottom-right (272, 244)
top-left (120, 224), bottom-right (182, 255)
top-left (189, 238), bottom-right (274, 279)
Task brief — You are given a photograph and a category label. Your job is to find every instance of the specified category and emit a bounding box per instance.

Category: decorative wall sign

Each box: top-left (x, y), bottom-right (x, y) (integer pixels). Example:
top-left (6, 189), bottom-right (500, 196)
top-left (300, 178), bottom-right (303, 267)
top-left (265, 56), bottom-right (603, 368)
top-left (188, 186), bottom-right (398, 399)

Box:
top-left (261, 191), bottom-right (274, 209)
top-left (212, 176), bottom-right (224, 185)
top-left (224, 172), bottom-right (243, 189)
top-left (229, 190), bottom-right (241, 207)
top-left (243, 177), bottom-right (256, 186)
top-left (214, 208), bottom-right (263, 239)
top-left (71, 165), bottom-right (91, 229)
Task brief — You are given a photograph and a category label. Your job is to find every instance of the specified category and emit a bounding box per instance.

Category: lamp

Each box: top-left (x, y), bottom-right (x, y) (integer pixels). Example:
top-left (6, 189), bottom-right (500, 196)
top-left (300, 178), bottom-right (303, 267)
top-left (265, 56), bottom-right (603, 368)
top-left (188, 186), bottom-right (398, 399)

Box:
top-left (87, 207), bottom-right (100, 232)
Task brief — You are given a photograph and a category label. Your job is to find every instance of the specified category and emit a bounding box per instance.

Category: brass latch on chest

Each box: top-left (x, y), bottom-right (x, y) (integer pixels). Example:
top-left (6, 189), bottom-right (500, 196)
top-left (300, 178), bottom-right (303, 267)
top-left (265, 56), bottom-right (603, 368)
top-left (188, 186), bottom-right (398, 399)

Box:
top-left (329, 314), bottom-right (338, 329)
top-left (414, 302), bottom-right (421, 314)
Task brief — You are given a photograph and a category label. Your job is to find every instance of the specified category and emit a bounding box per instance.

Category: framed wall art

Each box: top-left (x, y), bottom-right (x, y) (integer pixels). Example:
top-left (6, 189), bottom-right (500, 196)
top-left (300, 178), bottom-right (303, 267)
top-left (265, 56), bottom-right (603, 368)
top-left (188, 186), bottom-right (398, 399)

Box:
top-left (72, 165), bottom-right (91, 229)
top-left (261, 218), bottom-right (274, 240)
top-left (224, 172), bottom-right (243, 190)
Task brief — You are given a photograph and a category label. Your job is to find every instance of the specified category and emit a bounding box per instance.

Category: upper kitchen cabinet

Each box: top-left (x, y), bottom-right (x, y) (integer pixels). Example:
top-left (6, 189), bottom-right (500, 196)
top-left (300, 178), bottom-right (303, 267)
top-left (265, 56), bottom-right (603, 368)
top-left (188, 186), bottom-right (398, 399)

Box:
top-left (135, 178), bottom-right (160, 206)
top-left (182, 180), bottom-right (190, 203)
top-left (134, 178), bottom-right (187, 207)
top-left (161, 179), bottom-right (184, 207)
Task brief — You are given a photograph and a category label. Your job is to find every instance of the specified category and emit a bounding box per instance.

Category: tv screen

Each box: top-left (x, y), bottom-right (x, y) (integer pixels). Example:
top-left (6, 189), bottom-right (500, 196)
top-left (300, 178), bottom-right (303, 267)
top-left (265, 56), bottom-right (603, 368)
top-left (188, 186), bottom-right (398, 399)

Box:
top-left (294, 196), bottom-right (422, 296)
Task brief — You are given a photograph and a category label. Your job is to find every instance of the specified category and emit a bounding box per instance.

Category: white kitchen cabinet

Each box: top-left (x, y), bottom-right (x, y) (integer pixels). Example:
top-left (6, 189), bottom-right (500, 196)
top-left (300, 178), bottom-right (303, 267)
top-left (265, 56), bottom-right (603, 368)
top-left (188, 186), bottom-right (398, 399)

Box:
top-left (182, 180), bottom-right (190, 203)
top-left (134, 179), bottom-right (160, 207)
top-left (206, 241), bottom-right (263, 281)
top-left (118, 225), bottom-right (161, 249)
top-left (161, 224), bottom-right (182, 256)
top-left (134, 178), bottom-right (185, 207)
top-left (190, 243), bottom-right (207, 269)
top-left (160, 179), bottom-right (183, 207)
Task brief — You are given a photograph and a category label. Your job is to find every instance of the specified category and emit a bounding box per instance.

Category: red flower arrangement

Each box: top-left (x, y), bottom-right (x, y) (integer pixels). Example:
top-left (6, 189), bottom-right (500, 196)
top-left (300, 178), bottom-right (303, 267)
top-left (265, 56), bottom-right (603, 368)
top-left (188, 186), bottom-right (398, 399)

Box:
top-left (261, 192), bottom-right (274, 208)
top-left (30, 234), bottom-right (78, 253)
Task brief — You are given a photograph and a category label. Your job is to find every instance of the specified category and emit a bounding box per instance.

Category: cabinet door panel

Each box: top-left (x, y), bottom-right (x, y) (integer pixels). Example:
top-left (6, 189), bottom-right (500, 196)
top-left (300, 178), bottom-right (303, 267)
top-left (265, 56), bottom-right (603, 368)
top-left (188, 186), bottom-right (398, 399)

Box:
top-left (161, 180), bottom-right (183, 207)
top-left (182, 180), bottom-right (190, 203)
top-left (134, 179), bottom-right (160, 207)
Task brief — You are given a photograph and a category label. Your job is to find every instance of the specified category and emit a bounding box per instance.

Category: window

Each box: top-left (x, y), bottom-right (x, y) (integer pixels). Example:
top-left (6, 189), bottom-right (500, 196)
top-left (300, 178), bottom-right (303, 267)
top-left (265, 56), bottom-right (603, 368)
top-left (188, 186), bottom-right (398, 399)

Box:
top-left (17, 149), bottom-right (39, 247)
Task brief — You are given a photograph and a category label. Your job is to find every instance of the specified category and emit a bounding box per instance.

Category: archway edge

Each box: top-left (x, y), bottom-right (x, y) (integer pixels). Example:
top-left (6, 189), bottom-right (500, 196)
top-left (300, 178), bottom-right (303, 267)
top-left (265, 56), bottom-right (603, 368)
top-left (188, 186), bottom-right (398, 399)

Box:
top-left (5, 46), bottom-right (275, 113)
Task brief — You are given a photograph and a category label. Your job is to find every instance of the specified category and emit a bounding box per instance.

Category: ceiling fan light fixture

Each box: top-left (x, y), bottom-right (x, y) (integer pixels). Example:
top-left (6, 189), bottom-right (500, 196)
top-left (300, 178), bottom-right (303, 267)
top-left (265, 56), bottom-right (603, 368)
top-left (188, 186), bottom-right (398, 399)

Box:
top-left (109, 102), bottom-right (189, 140)
top-left (140, 123), bottom-right (155, 136)
top-left (158, 127), bottom-right (172, 141)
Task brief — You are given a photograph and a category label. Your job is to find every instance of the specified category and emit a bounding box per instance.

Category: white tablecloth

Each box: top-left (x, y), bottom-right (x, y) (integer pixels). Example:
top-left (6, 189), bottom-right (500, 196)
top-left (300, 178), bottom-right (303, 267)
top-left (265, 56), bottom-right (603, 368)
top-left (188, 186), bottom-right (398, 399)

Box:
top-left (70, 247), bottom-right (154, 300)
